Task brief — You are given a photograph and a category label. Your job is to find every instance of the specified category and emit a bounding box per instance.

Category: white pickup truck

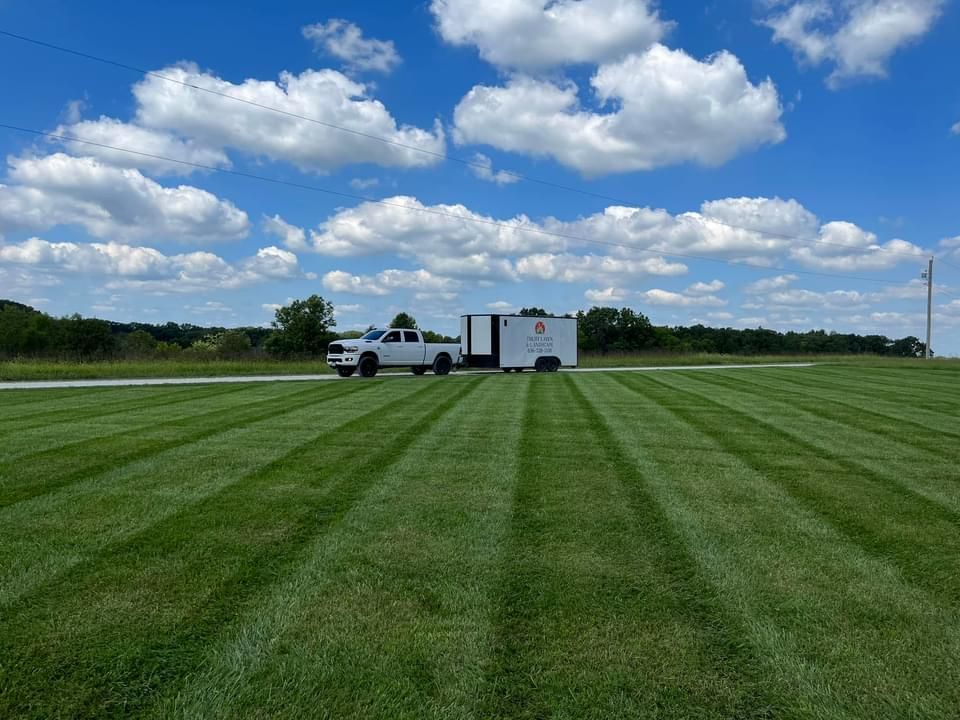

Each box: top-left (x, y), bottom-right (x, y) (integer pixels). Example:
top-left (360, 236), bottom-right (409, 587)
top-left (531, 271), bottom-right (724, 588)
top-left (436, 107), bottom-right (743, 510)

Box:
top-left (327, 328), bottom-right (461, 378)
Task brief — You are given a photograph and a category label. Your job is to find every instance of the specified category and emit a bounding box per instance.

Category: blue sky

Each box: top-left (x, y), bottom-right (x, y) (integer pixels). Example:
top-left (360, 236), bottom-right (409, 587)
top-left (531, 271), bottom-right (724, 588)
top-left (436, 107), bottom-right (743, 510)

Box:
top-left (0, 0), bottom-right (958, 352)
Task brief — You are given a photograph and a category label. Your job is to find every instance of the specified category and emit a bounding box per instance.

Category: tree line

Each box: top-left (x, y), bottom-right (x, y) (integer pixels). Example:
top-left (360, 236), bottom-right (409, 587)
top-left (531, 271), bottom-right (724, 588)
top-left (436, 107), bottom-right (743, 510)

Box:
top-left (518, 306), bottom-right (926, 357)
top-left (0, 297), bottom-right (457, 360)
top-left (0, 296), bottom-right (928, 360)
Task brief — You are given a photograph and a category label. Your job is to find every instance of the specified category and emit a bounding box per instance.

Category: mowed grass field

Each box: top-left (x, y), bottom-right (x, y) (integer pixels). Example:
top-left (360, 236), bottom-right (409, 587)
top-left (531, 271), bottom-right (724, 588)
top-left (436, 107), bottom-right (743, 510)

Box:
top-left (0, 366), bottom-right (958, 719)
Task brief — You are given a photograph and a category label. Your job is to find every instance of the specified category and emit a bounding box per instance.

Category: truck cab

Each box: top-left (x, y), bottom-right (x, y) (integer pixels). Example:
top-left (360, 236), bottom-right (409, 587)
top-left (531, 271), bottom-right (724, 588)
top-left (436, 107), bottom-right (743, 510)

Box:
top-left (327, 328), bottom-right (461, 378)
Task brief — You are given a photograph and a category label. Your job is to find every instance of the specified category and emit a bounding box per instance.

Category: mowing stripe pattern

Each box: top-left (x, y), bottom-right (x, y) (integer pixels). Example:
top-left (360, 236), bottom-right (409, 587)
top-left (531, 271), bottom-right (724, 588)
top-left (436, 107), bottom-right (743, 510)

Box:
top-left (0, 367), bottom-right (958, 719)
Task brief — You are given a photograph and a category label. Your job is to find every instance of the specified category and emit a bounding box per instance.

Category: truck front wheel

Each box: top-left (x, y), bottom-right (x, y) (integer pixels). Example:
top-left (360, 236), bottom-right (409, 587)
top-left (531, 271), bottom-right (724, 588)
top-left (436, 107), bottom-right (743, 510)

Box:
top-left (358, 356), bottom-right (379, 378)
top-left (336, 366), bottom-right (355, 378)
top-left (432, 355), bottom-right (452, 376)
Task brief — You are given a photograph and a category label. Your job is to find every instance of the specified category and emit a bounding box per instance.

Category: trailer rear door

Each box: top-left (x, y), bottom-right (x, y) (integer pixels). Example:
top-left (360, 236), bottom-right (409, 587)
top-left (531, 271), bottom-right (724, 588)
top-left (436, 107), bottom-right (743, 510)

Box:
top-left (499, 316), bottom-right (577, 368)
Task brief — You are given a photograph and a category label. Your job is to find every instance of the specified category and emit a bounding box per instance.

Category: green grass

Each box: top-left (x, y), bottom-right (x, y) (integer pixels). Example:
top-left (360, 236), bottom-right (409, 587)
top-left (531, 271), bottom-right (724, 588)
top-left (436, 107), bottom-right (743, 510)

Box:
top-left (3, 354), bottom-right (958, 381)
top-left (0, 366), bottom-right (958, 719)
top-left (0, 358), bottom-right (334, 381)
top-left (576, 352), bottom-right (960, 369)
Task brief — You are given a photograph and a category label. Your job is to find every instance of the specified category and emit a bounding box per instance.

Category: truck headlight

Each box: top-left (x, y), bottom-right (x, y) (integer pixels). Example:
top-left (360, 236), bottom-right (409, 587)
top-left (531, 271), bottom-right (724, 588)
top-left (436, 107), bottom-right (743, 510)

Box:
top-left (343, 345), bottom-right (359, 353)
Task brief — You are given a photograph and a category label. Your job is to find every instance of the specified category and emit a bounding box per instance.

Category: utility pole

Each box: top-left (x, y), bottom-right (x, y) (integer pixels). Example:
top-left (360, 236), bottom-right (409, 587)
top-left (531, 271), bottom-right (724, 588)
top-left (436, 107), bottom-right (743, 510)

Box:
top-left (922, 257), bottom-right (934, 359)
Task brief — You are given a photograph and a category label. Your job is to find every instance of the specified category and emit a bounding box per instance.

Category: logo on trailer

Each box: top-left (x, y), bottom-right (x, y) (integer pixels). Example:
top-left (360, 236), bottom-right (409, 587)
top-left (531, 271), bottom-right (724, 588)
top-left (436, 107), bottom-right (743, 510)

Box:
top-left (534, 321), bottom-right (546, 335)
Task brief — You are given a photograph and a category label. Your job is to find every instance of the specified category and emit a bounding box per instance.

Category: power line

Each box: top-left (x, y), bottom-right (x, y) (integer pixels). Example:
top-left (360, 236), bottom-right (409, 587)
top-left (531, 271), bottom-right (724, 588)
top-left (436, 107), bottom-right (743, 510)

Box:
top-left (0, 27), bottom-right (934, 262)
top-left (0, 122), bottom-right (920, 289)
top-left (936, 255), bottom-right (960, 273)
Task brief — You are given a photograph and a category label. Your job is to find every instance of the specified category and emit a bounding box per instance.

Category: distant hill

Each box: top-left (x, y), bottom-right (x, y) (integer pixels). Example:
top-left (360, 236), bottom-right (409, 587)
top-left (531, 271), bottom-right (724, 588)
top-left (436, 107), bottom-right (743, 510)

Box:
top-left (0, 299), bottom-right (41, 314)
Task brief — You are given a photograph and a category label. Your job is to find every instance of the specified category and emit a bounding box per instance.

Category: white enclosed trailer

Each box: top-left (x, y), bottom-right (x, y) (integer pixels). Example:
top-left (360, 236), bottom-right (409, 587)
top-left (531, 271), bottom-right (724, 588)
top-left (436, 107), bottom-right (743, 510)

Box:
top-left (460, 314), bottom-right (578, 372)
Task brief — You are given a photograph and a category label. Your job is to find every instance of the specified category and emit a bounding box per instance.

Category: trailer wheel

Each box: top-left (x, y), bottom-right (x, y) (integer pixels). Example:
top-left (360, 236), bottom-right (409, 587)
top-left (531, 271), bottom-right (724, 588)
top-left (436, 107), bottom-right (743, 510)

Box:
top-left (336, 366), bottom-right (355, 378)
top-left (432, 355), bottom-right (452, 376)
top-left (358, 356), bottom-right (379, 378)
top-left (548, 357), bottom-right (561, 372)
top-left (534, 357), bottom-right (548, 373)
top-left (411, 367), bottom-right (427, 375)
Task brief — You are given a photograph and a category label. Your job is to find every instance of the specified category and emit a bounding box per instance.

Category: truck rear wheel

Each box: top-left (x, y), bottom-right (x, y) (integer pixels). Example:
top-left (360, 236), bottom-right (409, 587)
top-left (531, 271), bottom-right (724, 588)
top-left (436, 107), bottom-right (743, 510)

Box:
top-left (336, 366), bottom-right (355, 378)
top-left (411, 367), bottom-right (427, 375)
top-left (433, 355), bottom-right (452, 376)
top-left (358, 356), bottom-right (379, 378)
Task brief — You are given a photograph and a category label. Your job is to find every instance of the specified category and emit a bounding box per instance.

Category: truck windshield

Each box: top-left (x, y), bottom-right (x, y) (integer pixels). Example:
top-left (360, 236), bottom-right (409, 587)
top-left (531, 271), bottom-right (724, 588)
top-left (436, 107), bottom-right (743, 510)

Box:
top-left (361, 330), bottom-right (387, 340)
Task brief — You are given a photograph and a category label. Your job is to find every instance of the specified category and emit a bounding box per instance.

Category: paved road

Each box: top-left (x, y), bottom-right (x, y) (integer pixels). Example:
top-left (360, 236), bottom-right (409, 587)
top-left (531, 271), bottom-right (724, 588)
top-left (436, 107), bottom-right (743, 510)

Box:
top-left (0, 363), bottom-right (815, 390)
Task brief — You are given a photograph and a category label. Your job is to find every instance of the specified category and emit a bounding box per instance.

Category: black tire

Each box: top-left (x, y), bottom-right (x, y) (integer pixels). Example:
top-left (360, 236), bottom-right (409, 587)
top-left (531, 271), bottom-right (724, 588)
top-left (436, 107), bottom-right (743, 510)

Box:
top-left (548, 357), bottom-right (561, 372)
top-left (336, 366), bottom-right (355, 378)
top-left (412, 367), bottom-right (427, 375)
top-left (432, 355), bottom-right (452, 376)
top-left (502, 368), bottom-right (512, 373)
top-left (358, 355), bottom-right (379, 378)
top-left (534, 357), bottom-right (548, 373)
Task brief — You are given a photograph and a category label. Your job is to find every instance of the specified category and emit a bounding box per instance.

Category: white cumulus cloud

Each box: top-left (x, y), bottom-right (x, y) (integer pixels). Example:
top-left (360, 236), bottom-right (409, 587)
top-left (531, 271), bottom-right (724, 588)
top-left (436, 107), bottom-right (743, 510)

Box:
top-left (0, 237), bottom-right (312, 294)
top-left (639, 289), bottom-right (727, 307)
top-left (322, 268), bottom-right (458, 296)
top-left (263, 215), bottom-right (308, 251)
top-left (268, 194), bottom-right (926, 299)
top-left (515, 253), bottom-right (687, 284)
top-left (789, 221), bottom-right (925, 270)
top-left (469, 153), bottom-right (520, 185)
top-left (764, 288), bottom-right (869, 310)
top-left (303, 19), bottom-right (401, 74)
top-left (940, 236), bottom-right (960, 259)
top-left (430, 0), bottom-right (670, 70)
top-left (763, 0), bottom-right (945, 87)
top-left (271, 195), bottom-right (567, 283)
top-left (554, 197), bottom-right (814, 264)
top-left (453, 45), bottom-right (785, 175)
top-left (585, 287), bottom-right (630, 303)
top-left (53, 117), bottom-right (231, 176)
top-left (0, 153), bottom-right (249, 243)
top-left (349, 177), bottom-right (380, 191)
top-left (131, 63), bottom-right (443, 173)
top-left (745, 273), bottom-right (798, 293)
top-left (686, 279), bottom-right (725, 294)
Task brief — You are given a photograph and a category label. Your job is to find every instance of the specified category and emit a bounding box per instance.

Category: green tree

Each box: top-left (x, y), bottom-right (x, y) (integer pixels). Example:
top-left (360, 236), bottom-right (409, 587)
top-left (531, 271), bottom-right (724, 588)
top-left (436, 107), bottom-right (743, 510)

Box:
top-left (577, 307), bottom-right (620, 354)
top-left (122, 329), bottom-right (158, 358)
top-left (518, 307), bottom-right (549, 317)
top-left (0, 304), bottom-right (46, 355)
top-left (576, 307), bottom-right (655, 354)
top-left (186, 336), bottom-right (219, 356)
top-left (215, 330), bottom-right (253, 358)
top-left (60, 315), bottom-right (116, 359)
top-left (612, 308), bottom-right (655, 352)
top-left (265, 295), bottom-right (337, 356)
top-left (154, 341), bottom-right (182, 359)
top-left (891, 336), bottom-right (925, 357)
top-left (421, 329), bottom-right (458, 343)
top-left (389, 312), bottom-right (417, 329)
